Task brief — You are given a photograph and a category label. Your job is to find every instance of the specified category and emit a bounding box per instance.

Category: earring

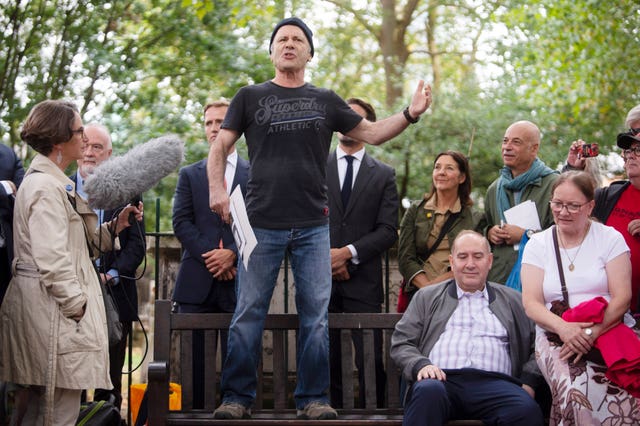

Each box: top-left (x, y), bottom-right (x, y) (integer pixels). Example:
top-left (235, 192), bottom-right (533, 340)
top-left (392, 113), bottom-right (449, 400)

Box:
top-left (56, 149), bottom-right (62, 164)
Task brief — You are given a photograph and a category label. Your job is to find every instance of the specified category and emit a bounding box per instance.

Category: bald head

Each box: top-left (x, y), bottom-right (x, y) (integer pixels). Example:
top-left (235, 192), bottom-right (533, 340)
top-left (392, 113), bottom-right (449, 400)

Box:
top-left (502, 120), bottom-right (541, 177)
top-left (507, 121), bottom-right (540, 143)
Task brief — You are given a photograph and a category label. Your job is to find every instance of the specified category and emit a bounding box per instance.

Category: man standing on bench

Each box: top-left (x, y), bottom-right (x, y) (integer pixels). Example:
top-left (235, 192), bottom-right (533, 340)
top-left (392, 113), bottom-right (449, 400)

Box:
top-left (391, 231), bottom-right (544, 426)
top-left (207, 16), bottom-right (432, 420)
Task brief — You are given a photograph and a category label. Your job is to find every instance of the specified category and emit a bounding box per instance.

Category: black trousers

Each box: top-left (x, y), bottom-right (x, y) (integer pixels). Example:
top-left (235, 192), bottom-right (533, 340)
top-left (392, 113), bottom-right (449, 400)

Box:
top-left (176, 281), bottom-right (236, 409)
top-left (328, 290), bottom-right (385, 408)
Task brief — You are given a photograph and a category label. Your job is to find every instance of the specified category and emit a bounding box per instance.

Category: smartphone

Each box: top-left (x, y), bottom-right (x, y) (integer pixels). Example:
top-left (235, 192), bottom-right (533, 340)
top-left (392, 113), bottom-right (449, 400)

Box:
top-left (581, 143), bottom-right (599, 158)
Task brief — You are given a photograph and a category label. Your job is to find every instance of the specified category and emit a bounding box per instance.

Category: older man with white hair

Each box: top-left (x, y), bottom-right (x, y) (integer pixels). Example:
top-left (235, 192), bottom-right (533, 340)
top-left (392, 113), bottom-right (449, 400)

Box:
top-left (71, 123), bottom-right (145, 412)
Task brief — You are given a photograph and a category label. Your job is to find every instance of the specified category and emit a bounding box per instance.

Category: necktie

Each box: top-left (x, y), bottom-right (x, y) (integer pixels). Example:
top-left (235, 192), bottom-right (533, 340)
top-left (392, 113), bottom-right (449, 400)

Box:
top-left (341, 155), bottom-right (355, 208)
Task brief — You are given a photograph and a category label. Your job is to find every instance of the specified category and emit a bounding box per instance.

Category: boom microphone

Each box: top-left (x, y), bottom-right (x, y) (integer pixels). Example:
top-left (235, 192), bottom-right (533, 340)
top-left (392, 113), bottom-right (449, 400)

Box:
top-left (84, 134), bottom-right (184, 210)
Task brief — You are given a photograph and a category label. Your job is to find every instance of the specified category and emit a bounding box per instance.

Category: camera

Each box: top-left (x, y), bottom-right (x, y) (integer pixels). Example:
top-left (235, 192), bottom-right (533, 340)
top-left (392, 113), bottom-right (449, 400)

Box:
top-left (581, 143), bottom-right (599, 158)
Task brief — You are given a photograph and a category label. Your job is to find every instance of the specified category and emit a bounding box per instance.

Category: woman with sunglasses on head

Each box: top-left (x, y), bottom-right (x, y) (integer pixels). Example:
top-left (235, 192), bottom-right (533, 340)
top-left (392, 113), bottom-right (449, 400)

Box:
top-left (565, 105), bottom-right (640, 315)
top-left (0, 100), bottom-right (143, 425)
top-left (520, 171), bottom-right (639, 424)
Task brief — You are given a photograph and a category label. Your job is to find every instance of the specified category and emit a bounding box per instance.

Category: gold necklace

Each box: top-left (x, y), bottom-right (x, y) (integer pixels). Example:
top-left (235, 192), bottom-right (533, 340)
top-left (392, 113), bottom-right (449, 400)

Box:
top-left (557, 221), bottom-right (591, 271)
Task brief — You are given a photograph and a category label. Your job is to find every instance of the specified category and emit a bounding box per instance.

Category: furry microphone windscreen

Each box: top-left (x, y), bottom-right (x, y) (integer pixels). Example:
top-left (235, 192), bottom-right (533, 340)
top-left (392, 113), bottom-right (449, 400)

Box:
top-left (84, 134), bottom-right (184, 210)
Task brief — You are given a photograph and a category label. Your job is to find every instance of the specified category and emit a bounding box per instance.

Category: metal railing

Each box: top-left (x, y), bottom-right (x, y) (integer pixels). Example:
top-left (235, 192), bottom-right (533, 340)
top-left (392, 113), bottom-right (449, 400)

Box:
top-left (146, 198), bottom-right (397, 313)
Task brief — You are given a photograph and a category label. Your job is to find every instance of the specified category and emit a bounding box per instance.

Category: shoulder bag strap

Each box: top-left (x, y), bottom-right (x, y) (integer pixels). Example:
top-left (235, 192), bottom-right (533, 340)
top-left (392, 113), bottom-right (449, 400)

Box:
top-left (424, 211), bottom-right (460, 260)
top-left (551, 225), bottom-right (569, 305)
top-left (66, 193), bottom-right (96, 259)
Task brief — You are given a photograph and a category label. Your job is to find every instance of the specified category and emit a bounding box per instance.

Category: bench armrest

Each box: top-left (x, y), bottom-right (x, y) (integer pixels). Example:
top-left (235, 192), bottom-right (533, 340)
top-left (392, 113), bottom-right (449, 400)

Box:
top-left (147, 360), bottom-right (169, 426)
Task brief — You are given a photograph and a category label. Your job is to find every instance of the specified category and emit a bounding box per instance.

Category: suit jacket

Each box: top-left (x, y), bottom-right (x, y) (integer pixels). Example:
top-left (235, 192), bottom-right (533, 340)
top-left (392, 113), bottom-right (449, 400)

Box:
top-left (0, 143), bottom-right (25, 298)
top-left (172, 156), bottom-right (249, 304)
top-left (0, 143), bottom-right (24, 186)
top-left (0, 144), bottom-right (25, 249)
top-left (69, 173), bottom-right (146, 322)
top-left (327, 150), bottom-right (398, 306)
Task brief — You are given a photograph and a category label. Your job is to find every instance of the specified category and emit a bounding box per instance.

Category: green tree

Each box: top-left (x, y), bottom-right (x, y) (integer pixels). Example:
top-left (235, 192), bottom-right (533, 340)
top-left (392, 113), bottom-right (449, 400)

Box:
top-left (3, 0), bottom-right (637, 231)
top-left (0, 0), bottom-right (276, 230)
top-left (499, 0), bottom-right (640, 160)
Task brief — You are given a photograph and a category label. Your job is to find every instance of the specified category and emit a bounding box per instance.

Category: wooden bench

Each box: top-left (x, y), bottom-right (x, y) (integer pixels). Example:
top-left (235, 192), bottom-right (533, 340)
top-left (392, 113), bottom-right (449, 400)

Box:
top-left (147, 299), bottom-right (482, 425)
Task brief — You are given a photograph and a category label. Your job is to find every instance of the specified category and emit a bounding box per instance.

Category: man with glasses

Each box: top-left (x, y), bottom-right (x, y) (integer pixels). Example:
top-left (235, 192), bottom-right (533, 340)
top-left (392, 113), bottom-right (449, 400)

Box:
top-left (565, 105), bottom-right (640, 314)
top-left (71, 123), bottom-right (146, 412)
top-left (484, 120), bottom-right (559, 284)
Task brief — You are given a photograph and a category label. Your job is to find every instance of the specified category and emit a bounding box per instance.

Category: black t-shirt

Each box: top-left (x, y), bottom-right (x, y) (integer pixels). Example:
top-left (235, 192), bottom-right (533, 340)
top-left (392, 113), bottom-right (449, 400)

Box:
top-left (222, 81), bottom-right (363, 229)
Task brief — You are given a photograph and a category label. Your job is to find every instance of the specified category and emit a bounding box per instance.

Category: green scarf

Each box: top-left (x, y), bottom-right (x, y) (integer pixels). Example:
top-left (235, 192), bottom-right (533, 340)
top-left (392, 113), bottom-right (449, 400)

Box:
top-left (496, 158), bottom-right (557, 221)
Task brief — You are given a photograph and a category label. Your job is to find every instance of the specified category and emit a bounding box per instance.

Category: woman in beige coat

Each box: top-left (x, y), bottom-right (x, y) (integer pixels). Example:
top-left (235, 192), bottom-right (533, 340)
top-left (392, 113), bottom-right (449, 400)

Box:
top-left (0, 100), bottom-right (143, 425)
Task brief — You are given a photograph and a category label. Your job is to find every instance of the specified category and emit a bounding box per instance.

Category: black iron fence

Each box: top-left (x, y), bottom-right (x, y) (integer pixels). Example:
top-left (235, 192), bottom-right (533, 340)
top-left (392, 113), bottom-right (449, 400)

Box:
top-left (145, 198), bottom-right (399, 313)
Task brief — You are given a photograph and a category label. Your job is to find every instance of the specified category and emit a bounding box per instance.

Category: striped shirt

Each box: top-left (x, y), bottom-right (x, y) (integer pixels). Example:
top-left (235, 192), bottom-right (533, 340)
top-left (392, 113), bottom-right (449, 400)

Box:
top-left (428, 285), bottom-right (511, 375)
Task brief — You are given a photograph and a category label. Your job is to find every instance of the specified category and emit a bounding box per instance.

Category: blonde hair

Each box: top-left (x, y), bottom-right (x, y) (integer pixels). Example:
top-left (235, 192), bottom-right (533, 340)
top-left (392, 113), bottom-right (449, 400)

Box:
top-left (204, 99), bottom-right (230, 115)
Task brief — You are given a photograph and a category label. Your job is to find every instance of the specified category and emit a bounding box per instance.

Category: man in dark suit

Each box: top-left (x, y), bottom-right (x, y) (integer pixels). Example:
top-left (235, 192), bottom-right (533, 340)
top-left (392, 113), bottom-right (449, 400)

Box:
top-left (172, 100), bottom-right (249, 409)
top-left (0, 142), bottom-right (25, 306)
top-left (327, 98), bottom-right (399, 408)
top-left (71, 123), bottom-right (146, 410)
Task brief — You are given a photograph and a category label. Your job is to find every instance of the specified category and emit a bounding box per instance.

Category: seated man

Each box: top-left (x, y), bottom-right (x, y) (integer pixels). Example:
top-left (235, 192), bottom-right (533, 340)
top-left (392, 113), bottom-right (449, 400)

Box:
top-left (391, 230), bottom-right (544, 426)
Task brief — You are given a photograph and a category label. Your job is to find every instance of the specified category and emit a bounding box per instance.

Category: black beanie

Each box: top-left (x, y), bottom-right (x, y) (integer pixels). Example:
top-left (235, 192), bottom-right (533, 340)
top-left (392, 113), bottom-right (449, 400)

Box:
top-left (269, 17), bottom-right (314, 57)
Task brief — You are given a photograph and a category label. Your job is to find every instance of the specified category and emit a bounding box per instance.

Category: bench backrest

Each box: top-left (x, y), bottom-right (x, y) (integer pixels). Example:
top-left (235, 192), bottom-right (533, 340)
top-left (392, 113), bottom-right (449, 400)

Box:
top-left (152, 299), bottom-right (404, 412)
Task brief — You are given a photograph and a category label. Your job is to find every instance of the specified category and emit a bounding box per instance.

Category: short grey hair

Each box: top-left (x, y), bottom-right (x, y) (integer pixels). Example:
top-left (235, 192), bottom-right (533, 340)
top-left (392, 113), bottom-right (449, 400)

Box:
top-left (625, 104), bottom-right (640, 128)
top-left (85, 123), bottom-right (112, 148)
top-left (451, 230), bottom-right (491, 254)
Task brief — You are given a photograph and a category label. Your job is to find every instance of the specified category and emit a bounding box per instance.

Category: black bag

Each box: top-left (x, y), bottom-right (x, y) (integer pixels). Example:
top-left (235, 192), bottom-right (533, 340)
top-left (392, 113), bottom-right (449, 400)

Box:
top-left (546, 226), bottom-right (604, 365)
top-left (101, 281), bottom-right (123, 347)
top-left (76, 399), bottom-right (121, 426)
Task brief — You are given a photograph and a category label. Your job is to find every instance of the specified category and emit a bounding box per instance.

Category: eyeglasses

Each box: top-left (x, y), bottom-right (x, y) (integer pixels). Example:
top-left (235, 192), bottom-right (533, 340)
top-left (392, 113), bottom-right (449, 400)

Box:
top-left (623, 146), bottom-right (640, 159)
top-left (629, 128), bottom-right (640, 135)
top-left (71, 126), bottom-right (86, 139)
top-left (549, 200), bottom-right (588, 214)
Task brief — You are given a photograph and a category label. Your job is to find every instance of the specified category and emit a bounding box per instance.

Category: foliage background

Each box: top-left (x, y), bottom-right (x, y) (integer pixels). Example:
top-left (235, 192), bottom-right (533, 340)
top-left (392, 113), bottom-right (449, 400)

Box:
top-left (1, 0), bottom-right (638, 231)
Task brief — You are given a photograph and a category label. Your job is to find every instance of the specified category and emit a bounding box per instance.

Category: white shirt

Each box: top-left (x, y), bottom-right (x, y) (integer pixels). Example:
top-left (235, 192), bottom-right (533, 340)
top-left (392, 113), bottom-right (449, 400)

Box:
top-left (0, 181), bottom-right (13, 195)
top-left (428, 284), bottom-right (511, 375)
top-left (522, 221), bottom-right (635, 327)
top-left (75, 171), bottom-right (104, 223)
top-left (336, 146), bottom-right (364, 191)
top-left (335, 146), bottom-right (366, 263)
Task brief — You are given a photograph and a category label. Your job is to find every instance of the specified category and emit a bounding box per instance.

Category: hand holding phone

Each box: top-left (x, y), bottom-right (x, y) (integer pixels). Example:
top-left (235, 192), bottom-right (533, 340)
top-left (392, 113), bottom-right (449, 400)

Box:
top-left (580, 143), bottom-right (599, 158)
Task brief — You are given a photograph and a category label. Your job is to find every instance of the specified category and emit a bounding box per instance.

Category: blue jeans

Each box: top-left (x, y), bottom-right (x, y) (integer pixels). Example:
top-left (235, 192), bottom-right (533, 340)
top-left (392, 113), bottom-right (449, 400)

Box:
top-left (220, 225), bottom-right (331, 410)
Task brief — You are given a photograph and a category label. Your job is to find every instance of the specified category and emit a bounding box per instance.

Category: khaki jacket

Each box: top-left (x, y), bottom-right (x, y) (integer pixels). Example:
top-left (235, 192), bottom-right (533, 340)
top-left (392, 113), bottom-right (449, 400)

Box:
top-left (0, 154), bottom-right (116, 391)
